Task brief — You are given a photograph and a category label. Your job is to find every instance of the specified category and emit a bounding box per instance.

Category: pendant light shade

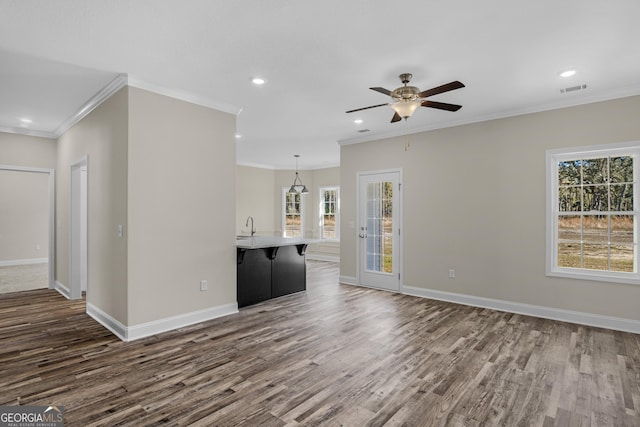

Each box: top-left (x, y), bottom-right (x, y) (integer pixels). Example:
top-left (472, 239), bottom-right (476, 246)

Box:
top-left (289, 155), bottom-right (309, 194)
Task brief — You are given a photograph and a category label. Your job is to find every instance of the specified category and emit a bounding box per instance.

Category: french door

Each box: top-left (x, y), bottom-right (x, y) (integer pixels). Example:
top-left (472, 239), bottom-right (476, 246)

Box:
top-left (358, 170), bottom-right (401, 291)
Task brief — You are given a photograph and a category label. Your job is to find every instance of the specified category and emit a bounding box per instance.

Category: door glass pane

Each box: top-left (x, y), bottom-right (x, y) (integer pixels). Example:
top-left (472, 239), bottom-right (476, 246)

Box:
top-left (366, 181), bottom-right (393, 273)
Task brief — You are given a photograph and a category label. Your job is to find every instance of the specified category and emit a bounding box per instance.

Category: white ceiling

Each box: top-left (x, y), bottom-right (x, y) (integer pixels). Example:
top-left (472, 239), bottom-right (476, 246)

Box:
top-left (1, 0), bottom-right (640, 169)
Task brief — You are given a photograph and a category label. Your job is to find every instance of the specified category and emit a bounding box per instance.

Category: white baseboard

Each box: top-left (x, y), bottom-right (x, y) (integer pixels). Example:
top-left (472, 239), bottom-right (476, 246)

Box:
top-left (87, 302), bottom-right (239, 341)
top-left (0, 258), bottom-right (48, 267)
top-left (338, 275), bottom-right (358, 286)
top-left (54, 280), bottom-right (70, 299)
top-left (306, 254), bottom-right (340, 263)
top-left (403, 285), bottom-right (640, 335)
top-left (86, 302), bottom-right (128, 340)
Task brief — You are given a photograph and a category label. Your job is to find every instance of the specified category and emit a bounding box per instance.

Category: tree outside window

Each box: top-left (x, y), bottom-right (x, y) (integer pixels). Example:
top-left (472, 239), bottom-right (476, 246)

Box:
top-left (547, 143), bottom-right (640, 285)
top-left (319, 187), bottom-right (339, 240)
top-left (283, 189), bottom-right (303, 237)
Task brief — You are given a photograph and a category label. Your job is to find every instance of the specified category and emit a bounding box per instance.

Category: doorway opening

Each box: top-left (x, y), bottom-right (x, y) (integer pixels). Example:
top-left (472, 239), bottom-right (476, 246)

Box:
top-left (0, 165), bottom-right (55, 294)
top-left (70, 157), bottom-right (88, 300)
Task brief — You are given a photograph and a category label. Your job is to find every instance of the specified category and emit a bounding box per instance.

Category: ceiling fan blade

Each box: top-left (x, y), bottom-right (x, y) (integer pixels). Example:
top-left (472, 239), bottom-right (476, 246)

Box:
top-left (419, 81), bottom-right (465, 98)
top-left (391, 112), bottom-right (402, 123)
top-left (370, 87), bottom-right (393, 96)
top-left (421, 100), bottom-right (463, 112)
top-left (345, 103), bottom-right (389, 113)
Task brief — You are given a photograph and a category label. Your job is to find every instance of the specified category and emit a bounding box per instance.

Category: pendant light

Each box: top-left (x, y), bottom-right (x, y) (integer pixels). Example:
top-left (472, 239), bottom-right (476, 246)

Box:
top-left (288, 155), bottom-right (309, 194)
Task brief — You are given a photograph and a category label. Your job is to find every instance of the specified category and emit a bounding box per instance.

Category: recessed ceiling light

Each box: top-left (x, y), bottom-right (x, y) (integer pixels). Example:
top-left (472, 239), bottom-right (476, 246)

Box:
top-left (251, 77), bottom-right (265, 85)
top-left (560, 70), bottom-right (576, 78)
top-left (235, 134), bottom-right (242, 139)
top-left (353, 119), bottom-right (363, 124)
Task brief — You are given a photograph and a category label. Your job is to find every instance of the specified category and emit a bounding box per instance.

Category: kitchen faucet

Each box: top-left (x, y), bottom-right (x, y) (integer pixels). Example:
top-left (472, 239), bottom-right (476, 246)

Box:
top-left (246, 216), bottom-right (256, 237)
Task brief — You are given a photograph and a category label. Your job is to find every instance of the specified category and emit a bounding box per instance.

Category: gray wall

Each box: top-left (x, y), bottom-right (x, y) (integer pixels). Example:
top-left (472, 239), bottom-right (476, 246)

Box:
top-left (237, 165), bottom-right (340, 259)
top-left (127, 86), bottom-right (236, 325)
top-left (57, 87), bottom-right (129, 322)
top-left (341, 95), bottom-right (640, 322)
top-left (0, 170), bottom-right (49, 262)
top-left (0, 133), bottom-right (56, 268)
top-left (237, 165), bottom-right (276, 236)
top-left (57, 85), bottom-right (237, 330)
top-left (0, 132), bottom-right (57, 169)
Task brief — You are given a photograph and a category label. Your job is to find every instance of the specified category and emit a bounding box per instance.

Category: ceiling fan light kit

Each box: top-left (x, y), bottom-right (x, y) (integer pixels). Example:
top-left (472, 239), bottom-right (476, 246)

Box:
top-left (346, 73), bottom-right (465, 123)
top-left (391, 100), bottom-right (422, 119)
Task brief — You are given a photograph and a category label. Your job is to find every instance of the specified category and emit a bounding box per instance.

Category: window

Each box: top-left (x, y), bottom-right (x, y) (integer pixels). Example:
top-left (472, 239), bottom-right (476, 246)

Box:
top-left (319, 187), bottom-right (339, 240)
top-left (546, 142), bottom-right (640, 284)
top-left (283, 188), bottom-right (304, 237)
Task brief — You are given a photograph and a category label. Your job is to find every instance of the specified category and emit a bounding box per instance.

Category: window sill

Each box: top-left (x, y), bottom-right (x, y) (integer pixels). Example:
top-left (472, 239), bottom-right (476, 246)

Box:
top-left (546, 268), bottom-right (640, 286)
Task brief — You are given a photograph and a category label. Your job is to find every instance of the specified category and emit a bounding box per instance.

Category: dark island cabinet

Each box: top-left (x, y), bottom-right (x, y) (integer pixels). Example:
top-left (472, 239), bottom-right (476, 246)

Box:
top-left (236, 248), bottom-right (272, 308)
top-left (237, 244), bottom-right (308, 308)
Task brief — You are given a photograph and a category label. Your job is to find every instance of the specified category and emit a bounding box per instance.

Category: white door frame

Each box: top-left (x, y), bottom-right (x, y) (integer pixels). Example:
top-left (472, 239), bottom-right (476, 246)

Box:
top-left (356, 168), bottom-right (403, 291)
top-left (0, 164), bottom-right (56, 289)
top-left (70, 157), bottom-right (88, 300)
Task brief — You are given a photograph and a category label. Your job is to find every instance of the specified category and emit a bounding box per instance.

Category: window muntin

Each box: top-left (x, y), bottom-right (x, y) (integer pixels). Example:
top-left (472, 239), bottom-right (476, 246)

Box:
top-left (283, 188), bottom-right (304, 238)
top-left (319, 187), bottom-right (339, 240)
top-left (547, 143), bottom-right (640, 284)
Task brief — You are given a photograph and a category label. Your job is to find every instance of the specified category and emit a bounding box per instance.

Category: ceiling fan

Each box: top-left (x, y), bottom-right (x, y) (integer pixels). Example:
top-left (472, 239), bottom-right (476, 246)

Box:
top-left (346, 73), bottom-right (465, 123)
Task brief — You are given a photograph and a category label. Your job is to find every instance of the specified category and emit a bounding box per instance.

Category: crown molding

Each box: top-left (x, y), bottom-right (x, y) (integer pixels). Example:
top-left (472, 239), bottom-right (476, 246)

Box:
top-left (338, 85), bottom-right (640, 147)
top-left (0, 125), bottom-right (56, 139)
top-left (236, 161), bottom-right (277, 170)
top-left (3, 73), bottom-right (243, 140)
top-left (236, 161), bottom-right (341, 170)
top-left (53, 73), bottom-right (129, 138)
top-left (127, 76), bottom-right (242, 116)
top-left (0, 75), bottom-right (127, 140)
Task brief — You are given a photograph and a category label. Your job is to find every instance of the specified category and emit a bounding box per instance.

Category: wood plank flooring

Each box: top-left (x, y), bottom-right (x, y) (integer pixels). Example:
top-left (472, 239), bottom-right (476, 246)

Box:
top-left (0, 260), bottom-right (639, 426)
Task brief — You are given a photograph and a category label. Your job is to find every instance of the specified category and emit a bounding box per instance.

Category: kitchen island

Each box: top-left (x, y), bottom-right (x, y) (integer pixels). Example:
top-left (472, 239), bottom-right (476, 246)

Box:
top-left (236, 237), bottom-right (319, 308)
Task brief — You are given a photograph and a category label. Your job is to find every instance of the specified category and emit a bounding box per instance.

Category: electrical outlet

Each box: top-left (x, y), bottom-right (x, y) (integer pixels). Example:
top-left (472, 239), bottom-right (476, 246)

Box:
top-left (448, 269), bottom-right (455, 279)
top-left (200, 280), bottom-right (208, 291)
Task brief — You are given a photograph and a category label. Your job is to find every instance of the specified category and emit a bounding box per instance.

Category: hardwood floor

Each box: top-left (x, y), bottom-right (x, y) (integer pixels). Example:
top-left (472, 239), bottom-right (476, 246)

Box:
top-left (0, 260), bottom-right (639, 426)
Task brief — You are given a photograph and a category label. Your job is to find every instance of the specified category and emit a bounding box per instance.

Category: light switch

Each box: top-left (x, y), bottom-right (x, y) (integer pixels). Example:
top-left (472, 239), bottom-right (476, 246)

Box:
top-left (117, 225), bottom-right (124, 237)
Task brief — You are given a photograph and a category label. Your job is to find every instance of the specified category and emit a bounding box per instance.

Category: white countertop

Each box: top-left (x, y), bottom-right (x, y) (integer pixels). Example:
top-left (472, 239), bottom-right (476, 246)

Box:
top-left (236, 236), bottom-right (321, 249)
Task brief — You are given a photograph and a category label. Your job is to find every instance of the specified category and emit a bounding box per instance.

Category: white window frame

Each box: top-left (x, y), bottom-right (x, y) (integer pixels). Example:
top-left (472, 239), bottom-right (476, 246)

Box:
top-left (546, 141), bottom-right (640, 285)
top-left (282, 187), bottom-right (305, 238)
top-left (319, 186), bottom-right (340, 241)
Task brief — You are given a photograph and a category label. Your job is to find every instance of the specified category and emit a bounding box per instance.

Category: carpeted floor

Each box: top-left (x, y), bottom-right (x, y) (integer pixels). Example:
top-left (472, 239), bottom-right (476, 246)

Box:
top-left (0, 263), bottom-right (48, 293)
